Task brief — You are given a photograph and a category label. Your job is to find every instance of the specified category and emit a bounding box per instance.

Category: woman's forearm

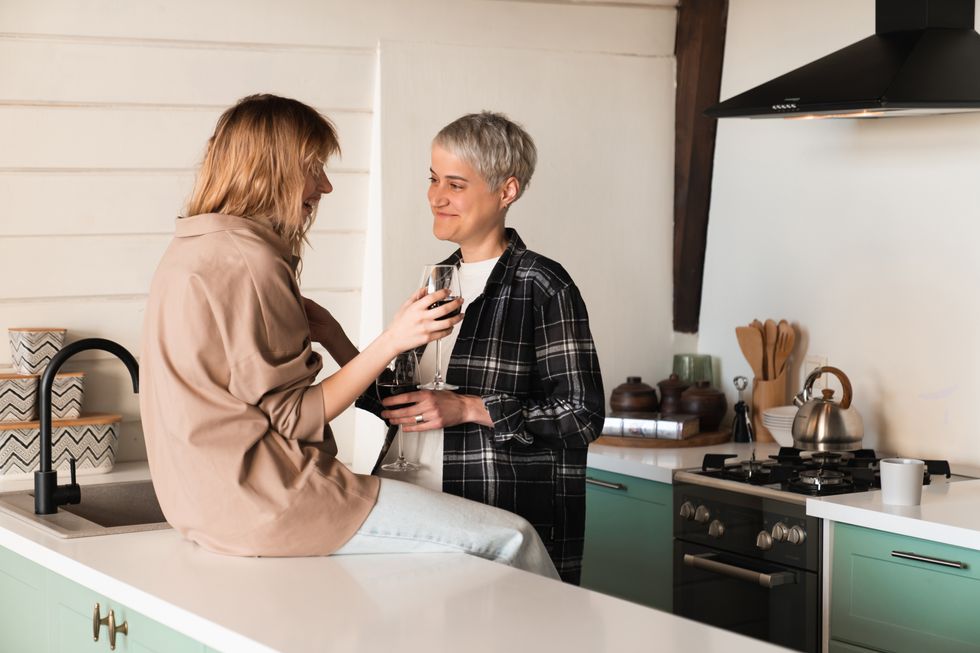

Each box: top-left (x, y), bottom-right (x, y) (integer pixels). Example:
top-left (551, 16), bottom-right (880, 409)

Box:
top-left (318, 331), bottom-right (398, 422)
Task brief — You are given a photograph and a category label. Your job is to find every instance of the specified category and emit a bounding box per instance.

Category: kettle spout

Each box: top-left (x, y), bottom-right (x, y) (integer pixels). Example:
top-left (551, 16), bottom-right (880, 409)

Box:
top-left (792, 389), bottom-right (807, 407)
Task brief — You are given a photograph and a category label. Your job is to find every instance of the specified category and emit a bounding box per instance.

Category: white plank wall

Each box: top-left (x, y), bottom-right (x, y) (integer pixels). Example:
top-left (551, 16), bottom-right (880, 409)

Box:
top-left (0, 0), bottom-right (677, 470)
top-left (0, 24), bottom-right (374, 463)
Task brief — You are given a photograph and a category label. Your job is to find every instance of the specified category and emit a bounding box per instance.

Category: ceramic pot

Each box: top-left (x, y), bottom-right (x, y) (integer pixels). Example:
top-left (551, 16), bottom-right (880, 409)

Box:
top-left (657, 374), bottom-right (690, 415)
top-left (610, 376), bottom-right (659, 414)
top-left (679, 380), bottom-right (728, 432)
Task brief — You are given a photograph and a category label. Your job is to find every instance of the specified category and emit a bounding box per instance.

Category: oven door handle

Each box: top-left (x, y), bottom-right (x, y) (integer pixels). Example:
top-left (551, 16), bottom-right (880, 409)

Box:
top-left (683, 553), bottom-right (797, 589)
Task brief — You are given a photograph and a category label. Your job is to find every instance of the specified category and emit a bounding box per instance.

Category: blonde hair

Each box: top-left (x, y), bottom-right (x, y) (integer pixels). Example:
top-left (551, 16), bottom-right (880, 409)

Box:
top-left (433, 111), bottom-right (537, 199)
top-left (186, 94), bottom-right (340, 257)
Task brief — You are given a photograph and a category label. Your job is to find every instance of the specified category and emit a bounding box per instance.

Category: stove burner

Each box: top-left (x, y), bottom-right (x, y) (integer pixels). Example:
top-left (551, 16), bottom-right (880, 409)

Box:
top-left (740, 459), bottom-right (771, 476)
top-left (798, 469), bottom-right (845, 487)
top-left (809, 451), bottom-right (844, 466)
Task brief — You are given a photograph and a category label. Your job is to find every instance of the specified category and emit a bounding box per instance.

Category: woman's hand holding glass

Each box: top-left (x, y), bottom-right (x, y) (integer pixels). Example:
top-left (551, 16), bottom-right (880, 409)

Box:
top-left (383, 287), bottom-right (462, 357)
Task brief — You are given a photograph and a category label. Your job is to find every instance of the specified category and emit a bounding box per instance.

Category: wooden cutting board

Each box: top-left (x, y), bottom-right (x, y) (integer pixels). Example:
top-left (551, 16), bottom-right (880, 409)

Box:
top-left (594, 430), bottom-right (731, 448)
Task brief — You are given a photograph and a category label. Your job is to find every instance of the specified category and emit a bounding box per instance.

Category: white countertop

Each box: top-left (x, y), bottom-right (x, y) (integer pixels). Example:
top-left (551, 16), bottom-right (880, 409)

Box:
top-left (587, 441), bottom-right (782, 483)
top-left (0, 463), bottom-right (790, 653)
top-left (807, 477), bottom-right (980, 551)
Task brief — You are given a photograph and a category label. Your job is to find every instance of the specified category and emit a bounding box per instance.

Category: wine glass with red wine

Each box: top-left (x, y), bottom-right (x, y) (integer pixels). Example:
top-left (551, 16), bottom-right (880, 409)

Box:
top-left (419, 264), bottom-right (461, 391)
top-left (379, 350), bottom-right (422, 473)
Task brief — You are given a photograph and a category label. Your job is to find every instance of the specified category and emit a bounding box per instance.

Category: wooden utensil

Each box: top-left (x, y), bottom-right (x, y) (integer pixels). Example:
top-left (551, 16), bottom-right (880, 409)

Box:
top-left (764, 319), bottom-right (778, 381)
top-left (750, 319), bottom-right (766, 378)
top-left (774, 320), bottom-right (795, 378)
top-left (735, 326), bottom-right (765, 379)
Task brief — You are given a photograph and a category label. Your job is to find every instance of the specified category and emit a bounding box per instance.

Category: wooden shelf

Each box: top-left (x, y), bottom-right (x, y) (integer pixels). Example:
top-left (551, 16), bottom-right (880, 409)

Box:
top-left (0, 414), bottom-right (122, 431)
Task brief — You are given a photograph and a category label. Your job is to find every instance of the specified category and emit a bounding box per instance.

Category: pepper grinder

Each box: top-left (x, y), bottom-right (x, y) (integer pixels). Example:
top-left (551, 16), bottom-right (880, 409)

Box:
top-left (732, 376), bottom-right (754, 443)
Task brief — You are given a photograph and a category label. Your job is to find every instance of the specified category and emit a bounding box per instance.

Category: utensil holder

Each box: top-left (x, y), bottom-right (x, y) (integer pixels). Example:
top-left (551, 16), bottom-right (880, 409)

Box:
top-left (752, 374), bottom-right (787, 443)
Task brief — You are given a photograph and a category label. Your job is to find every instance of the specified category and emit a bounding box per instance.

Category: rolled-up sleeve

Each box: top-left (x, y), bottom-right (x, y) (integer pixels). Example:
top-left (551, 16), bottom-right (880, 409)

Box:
top-left (483, 285), bottom-right (604, 448)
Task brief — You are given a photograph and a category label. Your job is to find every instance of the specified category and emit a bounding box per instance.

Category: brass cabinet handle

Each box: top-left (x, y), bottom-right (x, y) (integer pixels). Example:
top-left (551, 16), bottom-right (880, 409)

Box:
top-left (107, 609), bottom-right (129, 650)
top-left (891, 550), bottom-right (967, 569)
top-left (92, 603), bottom-right (109, 641)
top-left (585, 477), bottom-right (627, 491)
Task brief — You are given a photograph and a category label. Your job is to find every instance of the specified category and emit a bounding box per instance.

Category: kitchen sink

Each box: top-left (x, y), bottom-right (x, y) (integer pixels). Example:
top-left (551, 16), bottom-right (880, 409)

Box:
top-left (0, 480), bottom-right (171, 538)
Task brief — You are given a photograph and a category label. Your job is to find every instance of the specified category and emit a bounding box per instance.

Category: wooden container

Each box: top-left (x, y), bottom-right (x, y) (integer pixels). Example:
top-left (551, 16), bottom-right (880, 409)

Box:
top-left (0, 413), bottom-right (120, 477)
top-left (752, 374), bottom-right (787, 443)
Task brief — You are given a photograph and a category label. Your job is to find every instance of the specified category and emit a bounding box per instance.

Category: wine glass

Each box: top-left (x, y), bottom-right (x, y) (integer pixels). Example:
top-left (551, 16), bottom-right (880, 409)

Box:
top-left (379, 350), bottom-right (422, 473)
top-left (419, 264), bottom-right (461, 391)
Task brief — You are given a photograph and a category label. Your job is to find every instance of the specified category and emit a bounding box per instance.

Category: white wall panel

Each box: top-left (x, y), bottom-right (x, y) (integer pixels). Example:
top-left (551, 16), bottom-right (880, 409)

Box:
top-left (0, 37), bottom-right (375, 109)
top-left (0, 171), bottom-right (367, 236)
top-left (0, 106), bottom-right (371, 171)
top-left (0, 0), bottom-right (673, 57)
top-left (0, 232), bottom-right (364, 300)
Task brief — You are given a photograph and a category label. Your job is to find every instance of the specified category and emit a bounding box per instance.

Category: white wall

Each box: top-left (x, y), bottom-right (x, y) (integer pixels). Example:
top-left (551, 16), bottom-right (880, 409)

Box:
top-left (700, 0), bottom-right (980, 465)
top-left (0, 0), bottom-right (679, 469)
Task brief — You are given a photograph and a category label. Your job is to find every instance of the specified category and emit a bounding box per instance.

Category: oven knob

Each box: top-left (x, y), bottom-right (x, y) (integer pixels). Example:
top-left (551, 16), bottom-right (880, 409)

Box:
top-left (756, 530), bottom-right (773, 550)
top-left (787, 525), bottom-right (807, 545)
top-left (694, 505), bottom-right (711, 524)
top-left (771, 522), bottom-right (789, 542)
top-left (679, 501), bottom-right (696, 520)
top-left (708, 519), bottom-right (725, 539)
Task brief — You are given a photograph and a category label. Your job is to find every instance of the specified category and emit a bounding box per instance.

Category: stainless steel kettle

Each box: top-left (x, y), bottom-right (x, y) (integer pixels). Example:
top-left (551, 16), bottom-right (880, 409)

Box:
top-left (791, 366), bottom-right (864, 451)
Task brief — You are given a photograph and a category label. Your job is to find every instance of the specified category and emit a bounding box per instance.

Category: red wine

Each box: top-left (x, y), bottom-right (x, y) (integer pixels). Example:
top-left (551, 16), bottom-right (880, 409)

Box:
top-left (429, 297), bottom-right (461, 320)
top-left (377, 383), bottom-right (417, 410)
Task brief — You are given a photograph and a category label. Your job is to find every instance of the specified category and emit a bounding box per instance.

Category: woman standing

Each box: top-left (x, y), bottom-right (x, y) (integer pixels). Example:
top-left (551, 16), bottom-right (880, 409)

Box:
top-left (370, 112), bottom-right (604, 583)
top-left (140, 95), bottom-right (557, 579)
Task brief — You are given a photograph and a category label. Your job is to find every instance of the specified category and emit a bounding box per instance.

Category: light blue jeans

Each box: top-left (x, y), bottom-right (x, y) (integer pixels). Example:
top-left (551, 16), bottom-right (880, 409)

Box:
top-left (333, 478), bottom-right (559, 580)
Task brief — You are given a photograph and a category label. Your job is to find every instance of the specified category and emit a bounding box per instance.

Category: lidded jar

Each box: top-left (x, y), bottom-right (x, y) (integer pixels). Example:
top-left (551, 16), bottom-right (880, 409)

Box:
top-left (609, 376), bottom-right (659, 414)
top-left (657, 373), bottom-right (690, 415)
top-left (679, 380), bottom-right (728, 432)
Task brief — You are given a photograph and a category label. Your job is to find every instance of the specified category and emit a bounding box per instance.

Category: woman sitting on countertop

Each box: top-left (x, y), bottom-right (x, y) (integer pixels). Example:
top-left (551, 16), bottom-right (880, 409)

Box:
top-left (358, 112), bottom-right (605, 584)
top-left (139, 93), bottom-right (557, 579)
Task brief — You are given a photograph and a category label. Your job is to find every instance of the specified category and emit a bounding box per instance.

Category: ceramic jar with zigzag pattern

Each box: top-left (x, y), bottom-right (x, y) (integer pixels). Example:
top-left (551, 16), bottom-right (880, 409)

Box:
top-left (0, 373), bottom-right (38, 422)
top-left (8, 327), bottom-right (67, 375)
top-left (52, 372), bottom-right (85, 420)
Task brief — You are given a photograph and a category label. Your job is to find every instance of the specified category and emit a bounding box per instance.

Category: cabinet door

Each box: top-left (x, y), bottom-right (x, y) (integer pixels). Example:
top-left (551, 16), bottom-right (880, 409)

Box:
top-left (46, 571), bottom-right (205, 653)
top-left (828, 640), bottom-right (879, 653)
top-left (0, 546), bottom-right (48, 653)
top-left (581, 468), bottom-right (672, 612)
top-left (832, 522), bottom-right (980, 653)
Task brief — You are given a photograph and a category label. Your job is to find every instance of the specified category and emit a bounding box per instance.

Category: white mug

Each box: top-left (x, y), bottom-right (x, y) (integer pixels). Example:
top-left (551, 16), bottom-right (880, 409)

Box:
top-left (880, 458), bottom-right (925, 506)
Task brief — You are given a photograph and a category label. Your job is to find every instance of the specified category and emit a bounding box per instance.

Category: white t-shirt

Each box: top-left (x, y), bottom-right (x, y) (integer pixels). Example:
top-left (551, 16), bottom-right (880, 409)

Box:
top-left (378, 256), bottom-right (499, 491)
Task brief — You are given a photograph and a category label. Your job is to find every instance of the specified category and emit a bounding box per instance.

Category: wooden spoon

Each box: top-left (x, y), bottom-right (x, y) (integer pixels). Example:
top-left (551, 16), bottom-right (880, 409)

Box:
top-left (774, 320), bottom-right (795, 378)
top-left (750, 319), bottom-right (766, 379)
top-left (735, 326), bottom-right (766, 379)
top-left (764, 319), bottom-right (778, 381)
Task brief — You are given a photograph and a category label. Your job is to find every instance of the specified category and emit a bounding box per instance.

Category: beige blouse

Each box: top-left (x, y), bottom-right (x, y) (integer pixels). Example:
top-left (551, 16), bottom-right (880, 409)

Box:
top-left (140, 213), bottom-right (379, 556)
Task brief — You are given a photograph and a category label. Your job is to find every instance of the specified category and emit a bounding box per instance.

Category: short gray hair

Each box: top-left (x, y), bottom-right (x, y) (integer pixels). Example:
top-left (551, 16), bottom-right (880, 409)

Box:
top-left (433, 112), bottom-right (537, 199)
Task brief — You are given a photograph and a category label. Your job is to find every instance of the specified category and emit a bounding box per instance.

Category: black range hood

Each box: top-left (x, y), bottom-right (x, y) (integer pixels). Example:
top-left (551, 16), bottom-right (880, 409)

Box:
top-left (706, 0), bottom-right (980, 119)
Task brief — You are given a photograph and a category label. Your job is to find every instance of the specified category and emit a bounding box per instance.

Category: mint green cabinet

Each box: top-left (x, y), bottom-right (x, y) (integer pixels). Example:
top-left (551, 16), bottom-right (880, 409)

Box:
top-left (828, 640), bottom-right (878, 653)
top-left (580, 467), bottom-right (672, 612)
top-left (0, 544), bottom-right (206, 652)
top-left (0, 546), bottom-right (48, 652)
top-left (47, 571), bottom-right (206, 652)
top-left (831, 523), bottom-right (980, 653)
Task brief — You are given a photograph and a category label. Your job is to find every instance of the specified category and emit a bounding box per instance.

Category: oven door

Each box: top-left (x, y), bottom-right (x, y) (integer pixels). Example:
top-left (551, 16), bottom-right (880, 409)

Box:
top-left (674, 540), bottom-right (819, 653)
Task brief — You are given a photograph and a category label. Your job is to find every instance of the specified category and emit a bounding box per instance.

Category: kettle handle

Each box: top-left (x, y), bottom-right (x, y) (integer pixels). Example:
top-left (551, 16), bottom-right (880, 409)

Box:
top-left (801, 366), bottom-right (853, 409)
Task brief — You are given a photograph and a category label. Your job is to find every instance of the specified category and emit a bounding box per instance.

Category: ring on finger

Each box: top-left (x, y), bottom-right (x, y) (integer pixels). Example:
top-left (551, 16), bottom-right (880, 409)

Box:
top-left (414, 415), bottom-right (425, 425)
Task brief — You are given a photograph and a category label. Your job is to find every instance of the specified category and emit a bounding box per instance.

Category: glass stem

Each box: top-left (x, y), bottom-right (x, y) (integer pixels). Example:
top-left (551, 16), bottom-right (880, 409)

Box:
top-left (434, 341), bottom-right (444, 385)
top-left (396, 427), bottom-right (405, 461)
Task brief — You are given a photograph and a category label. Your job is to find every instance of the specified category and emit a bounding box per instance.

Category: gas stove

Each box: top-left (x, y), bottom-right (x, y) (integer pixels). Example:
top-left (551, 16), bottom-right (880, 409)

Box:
top-left (671, 448), bottom-right (952, 653)
top-left (676, 447), bottom-right (951, 504)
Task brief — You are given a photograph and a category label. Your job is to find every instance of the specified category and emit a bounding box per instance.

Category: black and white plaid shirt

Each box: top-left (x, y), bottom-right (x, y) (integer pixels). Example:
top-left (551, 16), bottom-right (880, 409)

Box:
top-left (360, 229), bottom-right (604, 584)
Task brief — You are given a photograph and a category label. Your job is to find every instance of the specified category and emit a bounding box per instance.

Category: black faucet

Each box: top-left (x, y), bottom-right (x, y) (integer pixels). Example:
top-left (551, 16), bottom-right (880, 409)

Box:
top-left (34, 338), bottom-right (139, 515)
